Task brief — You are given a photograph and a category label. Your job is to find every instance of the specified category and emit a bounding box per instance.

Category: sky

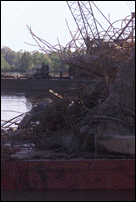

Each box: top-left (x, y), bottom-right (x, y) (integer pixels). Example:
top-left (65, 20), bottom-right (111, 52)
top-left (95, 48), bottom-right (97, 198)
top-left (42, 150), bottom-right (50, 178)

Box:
top-left (1, 1), bottom-right (135, 53)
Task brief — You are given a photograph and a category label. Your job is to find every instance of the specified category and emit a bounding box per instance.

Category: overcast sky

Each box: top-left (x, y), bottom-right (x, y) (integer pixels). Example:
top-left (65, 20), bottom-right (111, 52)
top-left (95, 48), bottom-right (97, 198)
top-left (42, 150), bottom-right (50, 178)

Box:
top-left (1, 1), bottom-right (135, 53)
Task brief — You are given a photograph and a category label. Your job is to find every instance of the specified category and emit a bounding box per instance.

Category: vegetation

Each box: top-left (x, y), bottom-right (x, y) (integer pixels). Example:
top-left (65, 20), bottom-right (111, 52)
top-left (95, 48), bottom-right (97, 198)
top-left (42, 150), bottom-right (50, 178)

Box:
top-left (1, 46), bottom-right (69, 73)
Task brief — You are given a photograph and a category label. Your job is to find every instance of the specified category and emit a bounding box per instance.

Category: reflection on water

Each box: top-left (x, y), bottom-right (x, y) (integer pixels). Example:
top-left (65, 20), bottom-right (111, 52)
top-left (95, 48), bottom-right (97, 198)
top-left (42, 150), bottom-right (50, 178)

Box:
top-left (1, 93), bottom-right (32, 128)
top-left (1, 91), bottom-right (52, 128)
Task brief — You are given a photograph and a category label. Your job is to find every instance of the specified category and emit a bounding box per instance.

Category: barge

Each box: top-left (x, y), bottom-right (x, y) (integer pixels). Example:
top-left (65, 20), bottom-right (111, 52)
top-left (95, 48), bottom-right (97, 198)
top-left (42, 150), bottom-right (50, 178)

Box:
top-left (1, 78), bottom-right (98, 93)
top-left (1, 158), bottom-right (135, 191)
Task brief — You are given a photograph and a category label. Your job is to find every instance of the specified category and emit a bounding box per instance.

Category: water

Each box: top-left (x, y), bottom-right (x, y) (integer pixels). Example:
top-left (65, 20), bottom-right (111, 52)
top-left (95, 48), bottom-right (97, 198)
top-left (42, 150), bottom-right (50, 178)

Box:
top-left (1, 93), bottom-right (32, 128)
top-left (2, 72), bottom-right (25, 76)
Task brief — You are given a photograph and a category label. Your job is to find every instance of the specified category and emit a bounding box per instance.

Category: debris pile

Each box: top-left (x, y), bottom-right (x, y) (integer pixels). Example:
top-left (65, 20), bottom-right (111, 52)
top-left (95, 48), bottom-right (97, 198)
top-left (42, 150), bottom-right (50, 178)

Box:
top-left (1, 82), bottom-right (103, 159)
top-left (1, 12), bottom-right (135, 160)
top-left (1, 47), bottom-right (135, 159)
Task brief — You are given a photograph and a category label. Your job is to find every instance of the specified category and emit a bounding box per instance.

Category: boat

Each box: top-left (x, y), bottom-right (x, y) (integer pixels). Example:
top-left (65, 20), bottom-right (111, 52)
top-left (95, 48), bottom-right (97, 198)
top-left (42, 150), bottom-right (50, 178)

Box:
top-left (1, 157), bottom-right (135, 191)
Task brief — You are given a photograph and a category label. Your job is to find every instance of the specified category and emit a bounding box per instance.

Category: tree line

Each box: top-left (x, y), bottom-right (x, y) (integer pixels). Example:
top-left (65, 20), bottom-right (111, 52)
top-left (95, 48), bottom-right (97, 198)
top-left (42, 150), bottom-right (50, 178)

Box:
top-left (1, 46), bottom-right (68, 73)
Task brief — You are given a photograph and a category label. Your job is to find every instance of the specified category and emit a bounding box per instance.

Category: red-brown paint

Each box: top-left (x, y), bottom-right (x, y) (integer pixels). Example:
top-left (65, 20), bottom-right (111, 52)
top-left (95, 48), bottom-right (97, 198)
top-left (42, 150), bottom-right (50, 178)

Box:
top-left (1, 159), bottom-right (135, 190)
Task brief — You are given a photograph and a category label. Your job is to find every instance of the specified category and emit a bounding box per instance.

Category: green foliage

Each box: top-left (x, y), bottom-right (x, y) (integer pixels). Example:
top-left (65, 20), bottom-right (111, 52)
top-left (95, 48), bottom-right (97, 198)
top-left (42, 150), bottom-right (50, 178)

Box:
top-left (49, 53), bottom-right (68, 72)
top-left (40, 53), bottom-right (52, 67)
top-left (10, 65), bottom-right (16, 72)
top-left (1, 46), bottom-right (16, 66)
top-left (1, 54), bottom-right (10, 72)
top-left (1, 46), bottom-right (69, 73)
top-left (32, 51), bottom-right (42, 65)
top-left (19, 52), bottom-right (33, 72)
top-left (13, 51), bottom-right (23, 70)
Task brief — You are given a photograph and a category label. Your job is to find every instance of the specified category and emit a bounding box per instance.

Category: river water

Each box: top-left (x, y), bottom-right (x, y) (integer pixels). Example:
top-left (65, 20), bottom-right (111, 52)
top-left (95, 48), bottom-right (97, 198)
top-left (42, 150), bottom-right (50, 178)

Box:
top-left (1, 91), bottom-right (52, 129)
top-left (1, 93), bottom-right (32, 128)
top-left (1, 90), bottom-right (45, 129)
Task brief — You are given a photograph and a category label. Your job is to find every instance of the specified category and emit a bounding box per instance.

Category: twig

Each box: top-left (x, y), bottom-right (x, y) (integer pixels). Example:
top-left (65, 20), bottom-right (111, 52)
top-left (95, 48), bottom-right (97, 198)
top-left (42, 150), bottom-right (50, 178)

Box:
top-left (85, 115), bottom-right (133, 128)
top-left (1, 110), bottom-right (25, 114)
top-left (1, 112), bottom-right (26, 127)
top-left (115, 102), bottom-right (135, 116)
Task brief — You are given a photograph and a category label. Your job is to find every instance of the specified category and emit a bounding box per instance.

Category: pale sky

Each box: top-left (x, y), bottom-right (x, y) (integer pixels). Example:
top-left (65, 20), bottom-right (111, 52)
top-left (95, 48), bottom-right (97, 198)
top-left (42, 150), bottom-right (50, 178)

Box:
top-left (1, 1), bottom-right (135, 53)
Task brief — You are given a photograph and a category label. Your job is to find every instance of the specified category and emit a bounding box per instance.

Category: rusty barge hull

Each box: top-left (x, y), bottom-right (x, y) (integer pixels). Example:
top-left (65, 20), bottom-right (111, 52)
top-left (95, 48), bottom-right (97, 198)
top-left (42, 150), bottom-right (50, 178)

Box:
top-left (1, 159), bottom-right (135, 191)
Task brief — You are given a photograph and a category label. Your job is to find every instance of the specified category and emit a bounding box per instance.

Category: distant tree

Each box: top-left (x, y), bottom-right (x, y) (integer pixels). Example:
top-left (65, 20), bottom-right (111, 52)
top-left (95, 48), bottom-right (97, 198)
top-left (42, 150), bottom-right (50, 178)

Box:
top-left (10, 64), bottom-right (17, 72)
top-left (13, 51), bottom-right (23, 70)
top-left (49, 53), bottom-right (68, 72)
top-left (1, 54), bottom-right (10, 72)
top-left (1, 46), bottom-right (69, 73)
top-left (1, 46), bottom-right (16, 66)
top-left (31, 51), bottom-right (52, 68)
top-left (32, 51), bottom-right (42, 65)
top-left (40, 53), bottom-right (52, 66)
top-left (19, 51), bottom-right (34, 72)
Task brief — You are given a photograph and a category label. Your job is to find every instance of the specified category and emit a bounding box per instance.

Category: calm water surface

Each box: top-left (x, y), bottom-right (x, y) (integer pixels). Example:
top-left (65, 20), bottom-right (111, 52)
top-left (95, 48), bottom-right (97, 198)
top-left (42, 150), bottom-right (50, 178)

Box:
top-left (1, 93), bottom-right (32, 128)
top-left (1, 91), bottom-right (51, 128)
